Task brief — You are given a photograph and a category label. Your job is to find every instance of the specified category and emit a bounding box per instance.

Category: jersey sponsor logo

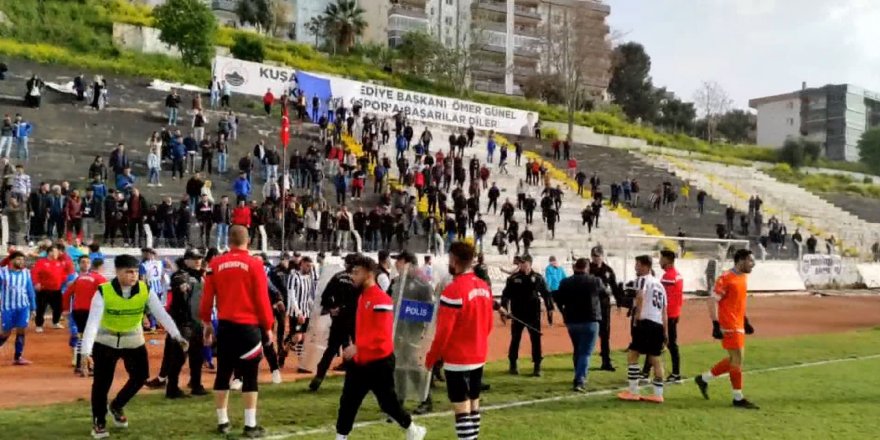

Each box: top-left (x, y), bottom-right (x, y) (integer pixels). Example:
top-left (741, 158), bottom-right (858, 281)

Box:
top-left (468, 288), bottom-right (492, 301)
top-left (218, 261), bottom-right (250, 271)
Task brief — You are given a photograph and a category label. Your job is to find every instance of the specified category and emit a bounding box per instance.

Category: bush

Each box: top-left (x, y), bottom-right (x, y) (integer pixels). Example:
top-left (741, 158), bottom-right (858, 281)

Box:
top-left (231, 32), bottom-right (265, 62)
top-left (542, 126), bottom-right (561, 141)
top-left (780, 139), bottom-right (805, 168)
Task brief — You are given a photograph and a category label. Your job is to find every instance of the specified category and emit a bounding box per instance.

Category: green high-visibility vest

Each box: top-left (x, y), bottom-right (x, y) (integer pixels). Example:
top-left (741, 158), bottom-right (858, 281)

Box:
top-left (99, 281), bottom-right (149, 333)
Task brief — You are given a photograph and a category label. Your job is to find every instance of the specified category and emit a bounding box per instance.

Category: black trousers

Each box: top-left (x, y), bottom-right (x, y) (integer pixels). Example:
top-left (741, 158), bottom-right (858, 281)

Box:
top-left (165, 331), bottom-right (205, 392)
top-left (599, 302), bottom-right (613, 367)
top-left (508, 313), bottom-right (542, 364)
top-left (91, 343), bottom-right (149, 425)
top-left (35, 290), bottom-right (61, 327)
top-left (487, 198), bottom-right (498, 214)
top-left (525, 209), bottom-right (534, 224)
top-left (643, 316), bottom-right (680, 375)
top-left (261, 328), bottom-right (279, 372)
top-left (275, 309), bottom-right (288, 366)
top-left (315, 319), bottom-right (352, 379)
top-left (336, 355), bottom-right (411, 436)
top-left (172, 158), bottom-right (184, 179)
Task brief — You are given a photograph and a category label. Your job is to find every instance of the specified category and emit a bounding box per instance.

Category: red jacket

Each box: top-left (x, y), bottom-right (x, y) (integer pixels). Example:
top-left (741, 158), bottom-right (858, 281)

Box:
top-left (426, 272), bottom-right (494, 369)
top-left (33, 257), bottom-right (67, 291)
top-left (232, 206), bottom-right (252, 227)
top-left (662, 266), bottom-right (684, 319)
top-left (568, 159), bottom-right (577, 169)
top-left (263, 92), bottom-right (274, 105)
top-left (353, 284), bottom-right (394, 365)
top-left (200, 248), bottom-right (273, 331)
top-left (62, 271), bottom-right (107, 311)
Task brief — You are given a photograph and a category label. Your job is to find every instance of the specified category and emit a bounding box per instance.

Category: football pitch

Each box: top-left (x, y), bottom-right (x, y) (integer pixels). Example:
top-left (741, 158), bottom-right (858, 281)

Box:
top-left (2, 328), bottom-right (878, 439)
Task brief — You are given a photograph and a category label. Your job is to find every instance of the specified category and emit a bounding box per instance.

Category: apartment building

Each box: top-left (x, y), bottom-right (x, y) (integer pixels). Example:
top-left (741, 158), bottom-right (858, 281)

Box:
top-left (389, 0), bottom-right (611, 96)
top-left (750, 83), bottom-right (880, 162)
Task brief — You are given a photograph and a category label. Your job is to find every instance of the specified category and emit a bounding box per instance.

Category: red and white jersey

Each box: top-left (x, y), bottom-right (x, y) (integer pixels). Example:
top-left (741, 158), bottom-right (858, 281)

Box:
top-left (426, 272), bottom-right (494, 370)
top-left (662, 266), bottom-right (684, 319)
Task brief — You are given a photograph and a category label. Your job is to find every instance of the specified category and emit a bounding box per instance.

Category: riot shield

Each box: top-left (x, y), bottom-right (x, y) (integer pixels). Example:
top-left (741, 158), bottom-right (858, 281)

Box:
top-left (298, 264), bottom-right (343, 373)
top-left (392, 266), bottom-right (437, 402)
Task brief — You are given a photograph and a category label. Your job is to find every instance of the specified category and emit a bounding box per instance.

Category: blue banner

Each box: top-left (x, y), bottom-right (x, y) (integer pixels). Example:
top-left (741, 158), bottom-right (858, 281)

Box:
top-left (399, 299), bottom-right (434, 323)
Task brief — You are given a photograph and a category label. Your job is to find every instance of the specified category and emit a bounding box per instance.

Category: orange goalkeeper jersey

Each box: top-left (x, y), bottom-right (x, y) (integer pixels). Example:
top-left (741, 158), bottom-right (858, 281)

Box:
top-left (713, 270), bottom-right (748, 332)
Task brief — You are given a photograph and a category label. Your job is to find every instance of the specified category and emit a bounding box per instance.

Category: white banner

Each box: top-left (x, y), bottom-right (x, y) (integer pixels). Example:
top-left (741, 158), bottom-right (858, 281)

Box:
top-left (799, 254), bottom-right (843, 285)
top-left (316, 73), bottom-right (536, 135)
top-left (212, 55), bottom-right (296, 97)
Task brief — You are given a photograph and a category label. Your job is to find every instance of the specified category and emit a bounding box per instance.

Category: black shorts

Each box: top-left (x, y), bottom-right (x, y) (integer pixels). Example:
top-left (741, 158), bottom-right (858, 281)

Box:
top-left (72, 310), bottom-right (89, 333)
top-left (445, 367), bottom-right (484, 403)
top-left (216, 321), bottom-right (263, 362)
top-left (628, 320), bottom-right (665, 357)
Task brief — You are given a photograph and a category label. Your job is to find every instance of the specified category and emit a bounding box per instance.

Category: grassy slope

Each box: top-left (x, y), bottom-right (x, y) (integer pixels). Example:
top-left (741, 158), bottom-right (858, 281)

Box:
top-left (765, 164), bottom-right (880, 200)
top-left (0, 329), bottom-right (877, 439)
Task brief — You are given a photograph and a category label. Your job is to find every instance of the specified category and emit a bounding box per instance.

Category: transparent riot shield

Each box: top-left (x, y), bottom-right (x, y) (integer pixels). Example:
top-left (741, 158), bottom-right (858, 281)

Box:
top-left (391, 266), bottom-right (437, 402)
top-left (298, 264), bottom-right (343, 373)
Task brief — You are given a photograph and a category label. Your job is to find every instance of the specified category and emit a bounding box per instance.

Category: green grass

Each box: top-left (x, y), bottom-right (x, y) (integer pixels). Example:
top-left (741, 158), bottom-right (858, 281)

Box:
top-left (765, 164), bottom-right (880, 200)
top-left (0, 329), bottom-right (878, 439)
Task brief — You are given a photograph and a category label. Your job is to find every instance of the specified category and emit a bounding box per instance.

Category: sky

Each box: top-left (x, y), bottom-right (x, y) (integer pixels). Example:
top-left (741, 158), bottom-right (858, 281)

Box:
top-left (605, 0), bottom-right (880, 110)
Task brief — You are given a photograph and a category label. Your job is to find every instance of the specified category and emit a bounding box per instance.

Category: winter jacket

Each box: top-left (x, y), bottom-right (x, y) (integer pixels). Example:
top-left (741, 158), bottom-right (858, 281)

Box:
top-left (233, 177), bottom-right (251, 198)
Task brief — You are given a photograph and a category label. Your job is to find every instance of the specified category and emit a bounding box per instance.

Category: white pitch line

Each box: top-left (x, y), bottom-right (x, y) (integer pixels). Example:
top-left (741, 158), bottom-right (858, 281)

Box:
top-left (265, 353), bottom-right (880, 439)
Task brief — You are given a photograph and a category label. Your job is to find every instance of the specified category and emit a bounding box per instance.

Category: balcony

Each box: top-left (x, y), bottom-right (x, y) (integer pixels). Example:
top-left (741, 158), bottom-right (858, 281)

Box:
top-left (514, 5), bottom-right (540, 20)
top-left (474, 80), bottom-right (507, 95)
top-left (473, 0), bottom-right (507, 15)
top-left (513, 65), bottom-right (537, 78)
top-left (394, 0), bottom-right (428, 7)
top-left (472, 61), bottom-right (507, 77)
top-left (389, 4), bottom-right (428, 20)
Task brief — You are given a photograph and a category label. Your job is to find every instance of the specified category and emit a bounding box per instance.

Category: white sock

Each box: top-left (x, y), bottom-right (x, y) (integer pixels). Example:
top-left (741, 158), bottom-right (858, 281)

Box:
top-left (335, 434), bottom-right (348, 440)
top-left (701, 371), bottom-right (714, 382)
top-left (652, 378), bottom-right (664, 397)
top-left (244, 408), bottom-right (257, 428)
top-left (733, 389), bottom-right (744, 401)
top-left (628, 379), bottom-right (639, 394)
top-left (216, 408), bottom-right (229, 425)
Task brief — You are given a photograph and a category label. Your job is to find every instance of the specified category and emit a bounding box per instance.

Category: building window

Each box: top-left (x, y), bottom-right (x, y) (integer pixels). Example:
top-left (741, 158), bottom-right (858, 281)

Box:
top-left (446, 0), bottom-right (453, 4)
top-left (446, 36), bottom-right (453, 46)
top-left (787, 101), bottom-right (794, 109)
top-left (445, 16), bottom-right (452, 25)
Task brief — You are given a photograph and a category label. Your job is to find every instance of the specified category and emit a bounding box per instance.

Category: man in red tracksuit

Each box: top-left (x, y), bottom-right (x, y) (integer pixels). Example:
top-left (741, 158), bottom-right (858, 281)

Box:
top-left (62, 255), bottom-right (106, 376)
top-left (200, 225), bottom-right (273, 438)
top-left (32, 244), bottom-right (68, 332)
top-left (334, 255), bottom-right (426, 440)
top-left (426, 242), bottom-right (494, 440)
top-left (642, 249), bottom-right (685, 383)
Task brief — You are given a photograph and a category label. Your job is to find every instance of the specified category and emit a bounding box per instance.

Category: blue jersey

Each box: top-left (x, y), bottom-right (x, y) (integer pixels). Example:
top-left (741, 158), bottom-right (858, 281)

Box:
top-left (139, 260), bottom-right (167, 297)
top-left (0, 267), bottom-right (36, 312)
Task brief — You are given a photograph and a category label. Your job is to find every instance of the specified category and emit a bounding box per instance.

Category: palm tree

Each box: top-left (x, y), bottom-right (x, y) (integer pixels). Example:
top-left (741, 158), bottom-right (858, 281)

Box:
top-left (322, 0), bottom-right (367, 54)
top-left (306, 16), bottom-right (326, 47)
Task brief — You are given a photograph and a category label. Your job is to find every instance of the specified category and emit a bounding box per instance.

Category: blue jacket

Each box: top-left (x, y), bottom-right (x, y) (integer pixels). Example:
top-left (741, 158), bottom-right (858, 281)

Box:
top-left (116, 173), bottom-right (135, 191)
top-left (487, 139), bottom-right (496, 153)
top-left (396, 135), bottom-right (407, 152)
top-left (233, 177), bottom-right (251, 197)
top-left (170, 137), bottom-right (186, 159)
top-left (91, 182), bottom-right (107, 200)
top-left (545, 264), bottom-right (566, 292)
top-left (334, 173), bottom-right (346, 191)
top-left (13, 121), bottom-right (32, 138)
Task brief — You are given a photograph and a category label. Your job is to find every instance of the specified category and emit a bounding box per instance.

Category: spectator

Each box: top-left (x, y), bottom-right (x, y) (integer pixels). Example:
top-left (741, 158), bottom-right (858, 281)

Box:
top-left (545, 256), bottom-right (565, 293)
top-left (200, 134), bottom-right (214, 174)
top-left (216, 133), bottom-right (229, 174)
top-left (233, 171), bottom-right (251, 204)
top-left (47, 185), bottom-right (66, 238)
top-left (263, 88), bottom-right (275, 115)
top-left (127, 188), bottom-right (147, 247)
top-left (334, 169), bottom-right (347, 205)
top-left (201, 179), bottom-right (215, 203)
top-left (0, 114), bottom-right (13, 157)
top-left (63, 190), bottom-right (83, 244)
top-left (266, 146), bottom-right (280, 181)
top-left (13, 114), bottom-right (32, 160)
top-left (196, 193), bottom-right (214, 247)
top-left (81, 188), bottom-right (99, 242)
top-left (4, 197), bottom-right (26, 244)
top-left (221, 81), bottom-right (232, 108)
top-left (115, 166), bottom-right (135, 193)
top-left (239, 152), bottom-right (254, 182)
top-left (109, 143), bottom-right (129, 179)
top-left (231, 199), bottom-right (251, 227)
top-left (25, 75), bottom-right (44, 108)
top-left (147, 147), bottom-right (161, 187)
top-left (213, 195), bottom-right (231, 249)
top-left (11, 164), bottom-right (30, 202)
top-left (170, 134), bottom-right (186, 180)
top-left (192, 109), bottom-right (207, 142)
top-left (165, 90), bottom-right (181, 125)
top-left (186, 172), bottom-right (205, 213)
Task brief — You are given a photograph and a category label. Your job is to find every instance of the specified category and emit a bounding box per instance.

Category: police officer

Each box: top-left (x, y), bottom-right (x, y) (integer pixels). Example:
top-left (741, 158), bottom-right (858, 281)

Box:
top-left (588, 246), bottom-right (623, 371)
top-left (309, 253), bottom-right (360, 392)
top-left (163, 249), bottom-right (208, 398)
top-left (501, 255), bottom-right (552, 377)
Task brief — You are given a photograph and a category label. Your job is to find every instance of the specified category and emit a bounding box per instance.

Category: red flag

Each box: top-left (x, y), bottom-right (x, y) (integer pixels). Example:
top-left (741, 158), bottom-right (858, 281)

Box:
top-left (280, 115), bottom-right (290, 148)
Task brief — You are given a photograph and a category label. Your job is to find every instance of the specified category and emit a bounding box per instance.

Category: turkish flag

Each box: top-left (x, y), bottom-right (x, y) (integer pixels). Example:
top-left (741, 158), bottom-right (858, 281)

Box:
top-left (280, 115), bottom-right (290, 148)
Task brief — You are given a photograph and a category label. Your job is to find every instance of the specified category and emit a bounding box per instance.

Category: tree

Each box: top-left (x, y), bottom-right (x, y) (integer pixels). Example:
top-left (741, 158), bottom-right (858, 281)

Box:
top-left (235, 0), bottom-right (272, 33)
top-left (322, 0), bottom-right (366, 54)
top-left (521, 74), bottom-right (565, 105)
top-left (608, 42), bottom-right (658, 122)
top-left (540, 7), bottom-right (612, 140)
top-left (306, 16), bottom-right (327, 47)
top-left (231, 33), bottom-right (266, 62)
top-left (780, 138), bottom-right (806, 168)
top-left (269, 0), bottom-right (292, 37)
top-left (716, 109), bottom-right (755, 143)
top-left (153, 0), bottom-right (217, 67)
top-left (396, 31), bottom-right (442, 77)
top-left (656, 97), bottom-right (696, 134)
top-left (858, 127), bottom-right (880, 174)
top-left (693, 80), bottom-right (732, 143)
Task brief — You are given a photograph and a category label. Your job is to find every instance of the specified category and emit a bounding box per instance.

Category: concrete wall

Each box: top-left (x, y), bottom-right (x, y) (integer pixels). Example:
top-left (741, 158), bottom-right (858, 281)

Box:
top-left (543, 121), bottom-right (648, 149)
top-left (112, 23), bottom-right (182, 59)
top-left (357, 0), bottom-right (390, 46)
top-left (755, 98), bottom-right (800, 148)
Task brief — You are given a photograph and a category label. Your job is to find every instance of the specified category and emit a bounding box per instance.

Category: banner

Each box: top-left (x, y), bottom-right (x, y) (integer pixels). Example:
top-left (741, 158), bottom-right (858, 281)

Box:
top-left (799, 254), bottom-right (842, 285)
top-left (296, 71), bottom-right (536, 135)
top-left (212, 56), bottom-right (296, 98)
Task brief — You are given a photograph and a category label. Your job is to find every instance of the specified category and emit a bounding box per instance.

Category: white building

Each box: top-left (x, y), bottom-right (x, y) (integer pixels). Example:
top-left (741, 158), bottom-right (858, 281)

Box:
top-left (748, 91), bottom-right (801, 149)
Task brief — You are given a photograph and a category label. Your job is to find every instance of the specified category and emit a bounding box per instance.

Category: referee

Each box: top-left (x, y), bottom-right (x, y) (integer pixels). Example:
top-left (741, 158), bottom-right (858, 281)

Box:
top-left (200, 225), bottom-right (274, 438)
top-left (285, 256), bottom-right (316, 365)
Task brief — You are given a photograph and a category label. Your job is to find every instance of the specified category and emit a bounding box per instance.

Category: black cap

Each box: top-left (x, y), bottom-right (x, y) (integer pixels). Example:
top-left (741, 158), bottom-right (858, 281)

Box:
top-left (590, 246), bottom-right (604, 257)
top-left (520, 255), bottom-right (533, 263)
top-left (377, 250), bottom-right (390, 261)
top-left (392, 251), bottom-right (417, 265)
top-left (183, 248), bottom-right (204, 260)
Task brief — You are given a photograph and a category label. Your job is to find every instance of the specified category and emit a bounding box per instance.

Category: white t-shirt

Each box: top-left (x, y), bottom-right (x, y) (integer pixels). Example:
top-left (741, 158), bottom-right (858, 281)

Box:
top-left (637, 274), bottom-right (666, 325)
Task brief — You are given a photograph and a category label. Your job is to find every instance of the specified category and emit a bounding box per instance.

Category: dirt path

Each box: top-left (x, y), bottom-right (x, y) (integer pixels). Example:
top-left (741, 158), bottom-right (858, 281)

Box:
top-left (1, 295), bottom-right (878, 409)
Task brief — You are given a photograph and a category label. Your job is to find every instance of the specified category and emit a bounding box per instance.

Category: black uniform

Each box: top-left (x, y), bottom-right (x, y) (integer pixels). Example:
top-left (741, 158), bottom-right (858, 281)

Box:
top-left (501, 270), bottom-right (552, 374)
top-left (163, 266), bottom-right (206, 396)
top-left (268, 263), bottom-right (292, 366)
top-left (589, 262), bottom-right (622, 370)
top-left (312, 270), bottom-right (358, 385)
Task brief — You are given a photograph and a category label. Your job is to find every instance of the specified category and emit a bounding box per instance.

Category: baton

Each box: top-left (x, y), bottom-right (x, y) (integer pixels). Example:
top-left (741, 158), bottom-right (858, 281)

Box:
top-left (503, 311), bottom-right (543, 336)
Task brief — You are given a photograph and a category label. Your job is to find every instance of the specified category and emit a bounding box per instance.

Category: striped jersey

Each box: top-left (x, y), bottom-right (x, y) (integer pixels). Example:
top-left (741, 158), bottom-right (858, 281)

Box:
top-left (636, 274), bottom-right (666, 325)
top-left (287, 270), bottom-right (317, 318)
top-left (139, 259), bottom-right (167, 298)
top-left (0, 267), bottom-right (36, 311)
